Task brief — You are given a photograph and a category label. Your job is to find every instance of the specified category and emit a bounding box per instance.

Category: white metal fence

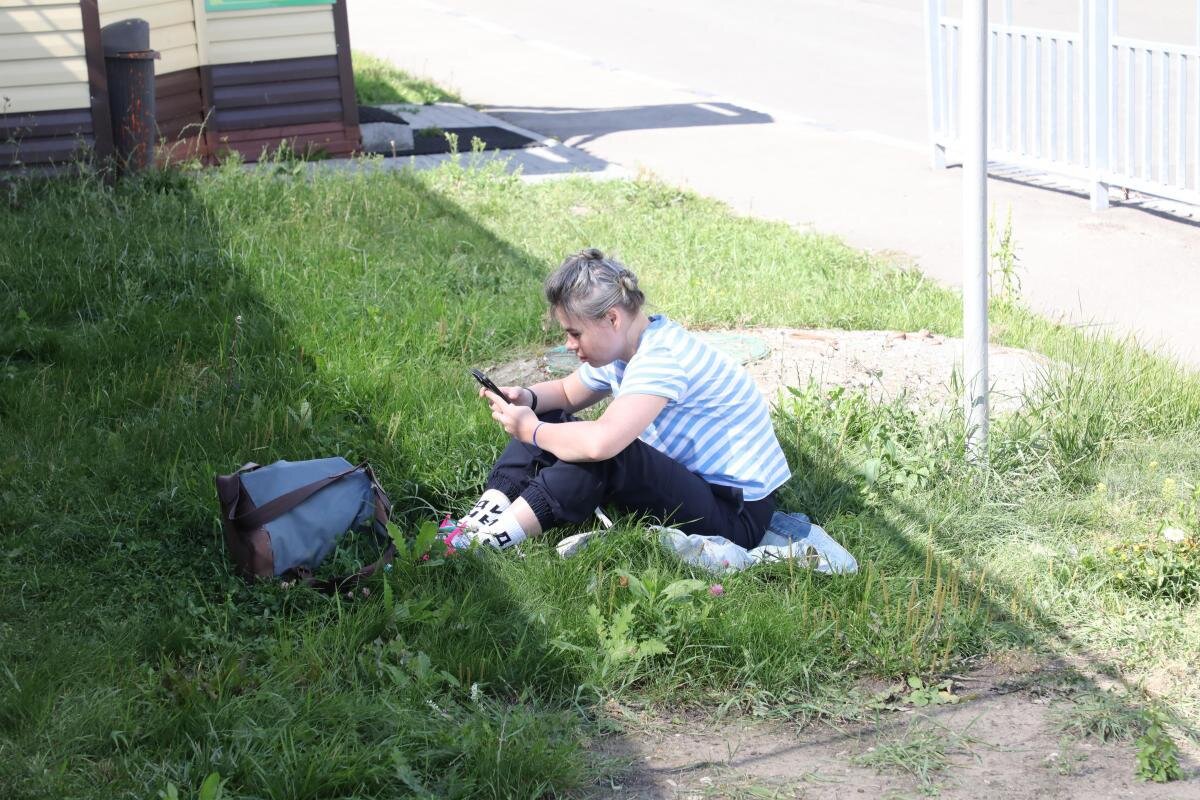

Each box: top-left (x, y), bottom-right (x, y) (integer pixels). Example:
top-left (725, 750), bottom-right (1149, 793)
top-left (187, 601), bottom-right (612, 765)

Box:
top-left (925, 0), bottom-right (1200, 210)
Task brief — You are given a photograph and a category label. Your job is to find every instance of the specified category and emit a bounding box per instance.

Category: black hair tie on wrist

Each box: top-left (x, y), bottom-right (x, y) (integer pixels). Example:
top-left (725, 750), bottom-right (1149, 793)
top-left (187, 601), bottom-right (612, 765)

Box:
top-left (524, 387), bottom-right (538, 412)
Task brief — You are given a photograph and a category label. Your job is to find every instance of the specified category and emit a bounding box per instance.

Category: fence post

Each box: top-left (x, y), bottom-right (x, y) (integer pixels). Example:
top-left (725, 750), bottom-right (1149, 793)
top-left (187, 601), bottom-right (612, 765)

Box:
top-left (1087, 0), bottom-right (1111, 209)
top-left (963, 0), bottom-right (990, 462)
top-left (925, 0), bottom-right (948, 168)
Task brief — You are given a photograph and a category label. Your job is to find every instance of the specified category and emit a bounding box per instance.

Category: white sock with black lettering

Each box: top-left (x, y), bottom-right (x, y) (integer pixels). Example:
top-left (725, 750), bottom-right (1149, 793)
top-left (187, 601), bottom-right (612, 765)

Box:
top-left (458, 489), bottom-right (511, 530)
top-left (474, 508), bottom-right (528, 550)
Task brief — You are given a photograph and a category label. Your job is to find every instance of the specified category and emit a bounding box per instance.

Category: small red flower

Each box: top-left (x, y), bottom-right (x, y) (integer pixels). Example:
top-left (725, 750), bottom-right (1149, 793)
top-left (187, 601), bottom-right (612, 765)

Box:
top-left (709, 584), bottom-right (724, 597)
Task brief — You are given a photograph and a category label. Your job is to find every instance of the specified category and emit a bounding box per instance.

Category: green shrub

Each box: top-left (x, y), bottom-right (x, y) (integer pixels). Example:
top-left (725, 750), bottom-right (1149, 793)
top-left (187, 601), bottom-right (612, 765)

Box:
top-left (1135, 707), bottom-right (1184, 783)
top-left (1091, 478), bottom-right (1200, 603)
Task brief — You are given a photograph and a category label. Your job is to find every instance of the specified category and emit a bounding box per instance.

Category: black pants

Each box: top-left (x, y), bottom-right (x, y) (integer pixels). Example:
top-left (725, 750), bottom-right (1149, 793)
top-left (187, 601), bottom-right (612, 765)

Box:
top-left (485, 411), bottom-right (776, 549)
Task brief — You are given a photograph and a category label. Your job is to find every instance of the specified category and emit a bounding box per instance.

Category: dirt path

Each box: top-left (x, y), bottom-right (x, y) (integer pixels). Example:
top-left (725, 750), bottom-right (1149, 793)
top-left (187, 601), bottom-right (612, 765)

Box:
top-left (588, 662), bottom-right (1198, 799)
top-left (487, 327), bottom-right (1053, 417)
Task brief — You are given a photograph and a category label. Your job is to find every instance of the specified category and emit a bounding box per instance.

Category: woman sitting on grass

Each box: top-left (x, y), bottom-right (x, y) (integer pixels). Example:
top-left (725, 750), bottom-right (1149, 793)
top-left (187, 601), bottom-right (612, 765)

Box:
top-left (441, 249), bottom-right (791, 551)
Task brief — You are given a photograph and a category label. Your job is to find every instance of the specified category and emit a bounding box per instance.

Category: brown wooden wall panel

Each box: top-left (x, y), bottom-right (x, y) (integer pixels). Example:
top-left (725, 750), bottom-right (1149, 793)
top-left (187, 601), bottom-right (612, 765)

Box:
top-left (200, 5), bottom-right (357, 157)
top-left (157, 133), bottom-right (205, 165)
top-left (0, 162), bottom-right (78, 179)
top-left (80, 0), bottom-right (112, 160)
top-left (0, 134), bottom-right (95, 166)
top-left (158, 115), bottom-right (205, 142)
top-left (158, 90), bottom-right (203, 123)
top-left (207, 54), bottom-right (345, 133)
top-left (212, 122), bottom-right (357, 163)
top-left (210, 55), bottom-right (339, 88)
top-left (216, 119), bottom-right (343, 144)
top-left (214, 99), bottom-right (341, 132)
top-left (155, 66), bottom-right (204, 144)
top-left (158, 95), bottom-right (202, 117)
top-left (331, 0), bottom-right (357, 127)
top-left (0, 108), bottom-right (92, 139)
top-left (213, 76), bottom-right (341, 110)
top-left (157, 68), bottom-right (202, 97)
top-left (0, 107), bottom-right (94, 167)
top-left (215, 138), bottom-right (356, 162)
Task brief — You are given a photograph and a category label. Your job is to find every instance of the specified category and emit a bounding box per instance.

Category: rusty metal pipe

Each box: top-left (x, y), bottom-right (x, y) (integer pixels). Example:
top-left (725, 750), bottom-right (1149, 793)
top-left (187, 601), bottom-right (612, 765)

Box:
top-left (100, 19), bottom-right (160, 174)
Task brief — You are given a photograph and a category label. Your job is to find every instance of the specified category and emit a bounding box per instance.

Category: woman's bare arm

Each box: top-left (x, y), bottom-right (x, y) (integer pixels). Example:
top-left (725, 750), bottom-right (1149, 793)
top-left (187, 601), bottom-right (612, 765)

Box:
top-left (498, 371), bottom-right (609, 414)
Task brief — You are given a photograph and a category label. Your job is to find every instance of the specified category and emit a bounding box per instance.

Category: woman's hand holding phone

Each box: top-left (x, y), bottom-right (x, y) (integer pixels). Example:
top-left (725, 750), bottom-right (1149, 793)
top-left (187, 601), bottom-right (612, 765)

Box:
top-left (485, 389), bottom-right (539, 442)
top-left (470, 368), bottom-right (505, 401)
top-left (492, 385), bottom-right (527, 404)
top-left (471, 369), bottom-right (532, 407)
top-left (479, 385), bottom-right (529, 408)
top-left (473, 369), bottom-right (538, 440)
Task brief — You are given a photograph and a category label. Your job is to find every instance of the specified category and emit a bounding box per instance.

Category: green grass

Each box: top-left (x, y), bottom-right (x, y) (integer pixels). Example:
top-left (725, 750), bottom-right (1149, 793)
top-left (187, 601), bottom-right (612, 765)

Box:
top-left (1052, 689), bottom-right (1148, 743)
top-left (352, 50), bottom-right (462, 106)
top-left (2, 152), bottom-right (1199, 798)
top-left (853, 718), bottom-right (972, 794)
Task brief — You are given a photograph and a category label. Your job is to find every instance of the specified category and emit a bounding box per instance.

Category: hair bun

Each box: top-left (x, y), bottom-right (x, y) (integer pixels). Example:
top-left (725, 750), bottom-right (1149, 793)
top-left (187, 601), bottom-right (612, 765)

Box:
top-left (545, 248), bottom-right (646, 317)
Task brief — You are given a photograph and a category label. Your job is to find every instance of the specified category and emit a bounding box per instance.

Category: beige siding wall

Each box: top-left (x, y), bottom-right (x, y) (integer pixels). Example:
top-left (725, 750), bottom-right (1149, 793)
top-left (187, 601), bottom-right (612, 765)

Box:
top-left (0, 0), bottom-right (89, 114)
top-left (1, 1), bottom-right (342, 118)
top-left (98, 0), bottom-right (199, 74)
top-left (205, 4), bottom-right (335, 67)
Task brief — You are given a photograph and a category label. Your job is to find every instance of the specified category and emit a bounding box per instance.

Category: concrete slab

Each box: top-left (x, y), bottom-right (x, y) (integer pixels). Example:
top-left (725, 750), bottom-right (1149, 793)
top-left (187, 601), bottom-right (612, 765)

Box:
top-left (359, 121), bottom-right (414, 155)
top-left (377, 102), bottom-right (532, 132)
top-left (303, 101), bottom-right (629, 180)
top-left (374, 145), bottom-right (629, 182)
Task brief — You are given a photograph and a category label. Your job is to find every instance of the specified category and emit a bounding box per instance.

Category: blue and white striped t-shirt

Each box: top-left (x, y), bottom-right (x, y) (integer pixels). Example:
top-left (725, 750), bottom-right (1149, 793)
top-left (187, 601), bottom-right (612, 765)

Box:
top-left (577, 315), bottom-right (791, 501)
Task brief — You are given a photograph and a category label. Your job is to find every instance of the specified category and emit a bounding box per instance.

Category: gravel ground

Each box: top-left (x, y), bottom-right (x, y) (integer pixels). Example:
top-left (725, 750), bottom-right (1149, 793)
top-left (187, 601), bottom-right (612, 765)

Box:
top-left (486, 327), bottom-right (1053, 416)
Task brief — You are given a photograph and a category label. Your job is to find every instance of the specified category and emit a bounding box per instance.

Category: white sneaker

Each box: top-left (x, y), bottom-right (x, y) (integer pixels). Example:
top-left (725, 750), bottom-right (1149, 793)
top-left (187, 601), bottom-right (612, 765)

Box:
top-left (556, 530), bottom-right (599, 558)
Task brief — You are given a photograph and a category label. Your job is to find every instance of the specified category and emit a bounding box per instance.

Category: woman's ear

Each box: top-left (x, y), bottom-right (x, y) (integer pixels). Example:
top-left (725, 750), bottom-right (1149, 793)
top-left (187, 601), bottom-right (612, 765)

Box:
top-left (606, 307), bottom-right (620, 328)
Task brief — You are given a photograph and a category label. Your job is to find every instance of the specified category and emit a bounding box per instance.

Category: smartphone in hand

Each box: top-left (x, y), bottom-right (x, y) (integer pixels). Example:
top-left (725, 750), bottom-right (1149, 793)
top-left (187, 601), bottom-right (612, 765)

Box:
top-left (470, 368), bottom-right (508, 402)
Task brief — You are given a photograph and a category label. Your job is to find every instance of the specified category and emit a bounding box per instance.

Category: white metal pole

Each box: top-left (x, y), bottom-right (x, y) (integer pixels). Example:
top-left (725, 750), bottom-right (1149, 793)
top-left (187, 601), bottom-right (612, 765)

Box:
top-left (925, 0), bottom-right (948, 168)
top-left (963, 0), bottom-right (990, 462)
top-left (1089, 0), bottom-right (1111, 209)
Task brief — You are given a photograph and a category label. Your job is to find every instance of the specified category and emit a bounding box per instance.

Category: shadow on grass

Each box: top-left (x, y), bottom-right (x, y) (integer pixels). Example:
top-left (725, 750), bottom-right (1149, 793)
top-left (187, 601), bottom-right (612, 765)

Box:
top-left (586, 386), bottom-right (1200, 792)
top-left (1, 160), bottom-right (1194, 799)
top-left (643, 385), bottom-right (1200, 787)
top-left (0, 166), bottom-right (598, 799)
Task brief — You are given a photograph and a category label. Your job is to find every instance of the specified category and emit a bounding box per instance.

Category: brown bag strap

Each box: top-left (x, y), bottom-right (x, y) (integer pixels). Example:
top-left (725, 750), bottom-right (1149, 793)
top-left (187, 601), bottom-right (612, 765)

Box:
top-left (363, 464), bottom-right (392, 529)
top-left (295, 537), bottom-right (397, 596)
top-left (276, 462), bottom-right (397, 596)
top-left (230, 461), bottom-right (365, 531)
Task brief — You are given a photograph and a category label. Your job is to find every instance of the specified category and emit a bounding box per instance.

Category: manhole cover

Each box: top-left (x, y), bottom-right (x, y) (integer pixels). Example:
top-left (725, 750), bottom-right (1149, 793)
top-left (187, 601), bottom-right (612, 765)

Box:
top-left (545, 346), bottom-right (581, 376)
top-left (693, 331), bottom-right (771, 364)
top-left (544, 332), bottom-right (770, 376)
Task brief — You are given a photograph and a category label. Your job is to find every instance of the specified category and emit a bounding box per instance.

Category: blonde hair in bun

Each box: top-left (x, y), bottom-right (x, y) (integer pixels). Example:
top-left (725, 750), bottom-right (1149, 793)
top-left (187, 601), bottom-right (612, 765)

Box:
top-left (544, 249), bottom-right (646, 319)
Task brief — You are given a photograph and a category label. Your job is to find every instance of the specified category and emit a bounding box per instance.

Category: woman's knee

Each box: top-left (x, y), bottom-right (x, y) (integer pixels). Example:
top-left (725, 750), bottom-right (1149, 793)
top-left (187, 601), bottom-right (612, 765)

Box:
top-left (525, 459), bottom-right (608, 525)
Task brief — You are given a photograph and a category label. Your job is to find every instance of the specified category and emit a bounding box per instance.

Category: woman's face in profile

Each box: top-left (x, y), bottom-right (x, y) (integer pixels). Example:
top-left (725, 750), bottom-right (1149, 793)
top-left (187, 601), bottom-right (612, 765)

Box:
top-left (554, 307), bottom-right (623, 367)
